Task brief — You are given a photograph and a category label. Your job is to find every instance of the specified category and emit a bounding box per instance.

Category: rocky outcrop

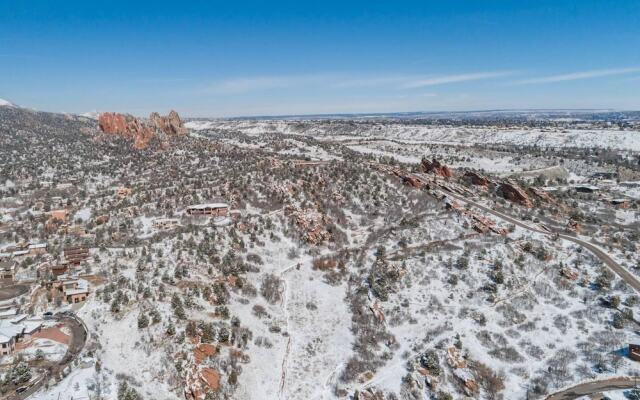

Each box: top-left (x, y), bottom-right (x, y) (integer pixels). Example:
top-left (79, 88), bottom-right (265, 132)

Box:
top-left (528, 187), bottom-right (555, 203)
top-left (402, 175), bottom-right (427, 188)
top-left (421, 158), bottom-right (454, 178)
top-left (463, 171), bottom-right (490, 187)
top-left (149, 110), bottom-right (187, 135)
top-left (98, 110), bottom-right (187, 149)
top-left (568, 219), bottom-right (582, 233)
top-left (286, 206), bottom-right (332, 245)
top-left (498, 180), bottom-right (533, 207)
top-left (98, 112), bottom-right (154, 149)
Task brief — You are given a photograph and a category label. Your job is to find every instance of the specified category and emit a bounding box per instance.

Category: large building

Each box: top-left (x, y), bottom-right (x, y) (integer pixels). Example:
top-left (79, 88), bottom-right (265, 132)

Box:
top-left (185, 203), bottom-right (229, 217)
top-left (64, 245), bottom-right (90, 267)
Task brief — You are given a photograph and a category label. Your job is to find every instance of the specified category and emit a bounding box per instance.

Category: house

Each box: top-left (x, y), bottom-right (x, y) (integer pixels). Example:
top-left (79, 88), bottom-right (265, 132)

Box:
top-left (153, 218), bottom-right (180, 231)
top-left (0, 318), bottom-right (42, 356)
top-left (51, 263), bottom-right (69, 277)
top-left (591, 172), bottom-right (617, 180)
top-left (28, 243), bottom-right (47, 256)
top-left (50, 196), bottom-right (64, 207)
top-left (574, 184), bottom-right (599, 194)
top-left (116, 187), bottom-right (133, 197)
top-left (50, 209), bottom-right (67, 222)
top-left (0, 322), bottom-right (23, 356)
top-left (60, 278), bottom-right (90, 304)
top-left (65, 225), bottom-right (87, 236)
top-left (186, 203), bottom-right (229, 217)
top-left (11, 250), bottom-right (29, 261)
top-left (610, 198), bottom-right (630, 209)
top-left (0, 260), bottom-right (17, 281)
top-left (63, 246), bottom-right (89, 267)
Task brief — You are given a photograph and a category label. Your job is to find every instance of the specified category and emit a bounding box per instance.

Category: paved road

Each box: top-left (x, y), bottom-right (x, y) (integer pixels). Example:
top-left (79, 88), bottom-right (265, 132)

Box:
top-left (545, 377), bottom-right (640, 400)
top-left (446, 192), bottom-right (640, 294)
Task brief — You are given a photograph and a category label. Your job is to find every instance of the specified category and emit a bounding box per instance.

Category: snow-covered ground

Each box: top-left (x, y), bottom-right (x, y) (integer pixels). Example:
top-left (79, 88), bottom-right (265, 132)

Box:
top-left (186, 120), bottom-right (640, 152)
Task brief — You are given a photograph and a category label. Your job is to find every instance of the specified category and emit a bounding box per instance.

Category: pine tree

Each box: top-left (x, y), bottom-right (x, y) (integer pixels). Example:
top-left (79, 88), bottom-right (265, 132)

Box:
top-left (171, 293), bottom-right (186, 320)
top-left (137, 313), bottom-right (149, 329)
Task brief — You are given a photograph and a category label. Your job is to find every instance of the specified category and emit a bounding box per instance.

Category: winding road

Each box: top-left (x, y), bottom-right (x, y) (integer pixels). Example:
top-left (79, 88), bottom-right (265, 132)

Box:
top-left (445, 191), bottom-right (640, 293)
top-left (544, 377), bottom-right (640, 400)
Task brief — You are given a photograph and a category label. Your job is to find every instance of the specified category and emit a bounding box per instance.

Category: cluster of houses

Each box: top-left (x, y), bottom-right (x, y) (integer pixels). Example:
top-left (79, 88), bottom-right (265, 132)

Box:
top-left (0, 242), bottom-right (48, 261)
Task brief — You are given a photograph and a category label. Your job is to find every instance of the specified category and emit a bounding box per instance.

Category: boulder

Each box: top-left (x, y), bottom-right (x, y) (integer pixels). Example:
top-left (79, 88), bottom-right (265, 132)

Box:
top-left (463, 171), bottom-right (490, 187)
top-left (528, 187), bottom-right (555, 203)
top-left (421, 158), bottom-right (454, 178)
top-left (402, 175), bottom-right (426, 188)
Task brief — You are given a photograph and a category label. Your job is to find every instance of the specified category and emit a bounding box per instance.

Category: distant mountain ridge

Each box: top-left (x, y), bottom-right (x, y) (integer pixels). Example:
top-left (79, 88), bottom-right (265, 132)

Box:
top-left (0, 98), bottom-right (15, 107)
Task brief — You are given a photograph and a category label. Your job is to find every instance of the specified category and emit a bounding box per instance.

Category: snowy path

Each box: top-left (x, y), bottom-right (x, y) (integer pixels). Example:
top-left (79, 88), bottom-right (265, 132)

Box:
top-left (278, 263), bottom-right (297, 399)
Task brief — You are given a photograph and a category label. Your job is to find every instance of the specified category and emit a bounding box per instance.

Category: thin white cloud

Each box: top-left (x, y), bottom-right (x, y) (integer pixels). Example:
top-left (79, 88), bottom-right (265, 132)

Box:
top-left (401, 71), bottom-right (513, 89)
top-left (206, 71), bottom-right (514, 94)
top-left (513, 67), bottom-right (640, 85)
top-left (330, 75), bottom-right (415, 88)
top-left (207, 75), bottom-right (330, 94)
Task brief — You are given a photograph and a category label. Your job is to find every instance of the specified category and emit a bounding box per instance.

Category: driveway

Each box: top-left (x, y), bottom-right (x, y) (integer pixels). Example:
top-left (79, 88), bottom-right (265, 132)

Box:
top-left (0, 284), bottom-right (30, 302)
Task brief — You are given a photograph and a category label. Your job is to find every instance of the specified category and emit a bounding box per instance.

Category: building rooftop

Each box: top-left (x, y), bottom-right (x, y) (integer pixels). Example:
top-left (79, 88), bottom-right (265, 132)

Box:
top-left (187, 203), bottom-right (229, 210)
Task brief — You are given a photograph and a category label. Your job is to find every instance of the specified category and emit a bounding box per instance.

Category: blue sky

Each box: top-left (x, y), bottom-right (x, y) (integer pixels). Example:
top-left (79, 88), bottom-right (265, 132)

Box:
top-left (1, 0), bottom-right (639, 117)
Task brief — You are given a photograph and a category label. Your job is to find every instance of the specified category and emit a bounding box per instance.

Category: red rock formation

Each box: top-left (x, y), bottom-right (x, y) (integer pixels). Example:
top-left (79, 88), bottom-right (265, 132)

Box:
top-left (421, 158), bottom-right (454, 178)
top-left (149, 110), bottom-right (187, 135)
top-left (98, 112), bottom-right (155, 149)
top-left (528, 187), bottom-right (555, 203)
top-left (498, 180), bottom-right (533, 208)
top-left (98, 110), bottom-right (187, 149)
top-left (402, 175), bottom-right (426, 188)
top-left (200, 368), bottom-right (220, 392)
top-left (185, 367), bottom-right (221, 400)
top-left (194, 343), bottom-right (218, 364)
top-left (286, 206), bottom-right (332, 245)
top-left (98, 112), bottom-right (130, 135)
top-left (463, 171), bottom-right (490, 187)
top-left (568, 219), bottom-right (582, 233)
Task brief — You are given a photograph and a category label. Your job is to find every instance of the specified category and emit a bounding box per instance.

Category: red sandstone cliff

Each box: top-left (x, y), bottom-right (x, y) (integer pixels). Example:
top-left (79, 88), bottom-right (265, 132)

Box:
top-left (98, 110), bottom-right (187, 149)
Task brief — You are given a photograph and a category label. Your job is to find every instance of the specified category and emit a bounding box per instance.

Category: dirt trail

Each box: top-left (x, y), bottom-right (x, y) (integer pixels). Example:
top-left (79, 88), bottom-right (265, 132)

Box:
top-left (277, 263), bottom-right (296, 400)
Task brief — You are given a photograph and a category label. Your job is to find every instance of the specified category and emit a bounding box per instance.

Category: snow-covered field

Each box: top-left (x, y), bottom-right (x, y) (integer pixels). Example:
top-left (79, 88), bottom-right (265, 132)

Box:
top-left (186, 120), bottom-right (640, 152)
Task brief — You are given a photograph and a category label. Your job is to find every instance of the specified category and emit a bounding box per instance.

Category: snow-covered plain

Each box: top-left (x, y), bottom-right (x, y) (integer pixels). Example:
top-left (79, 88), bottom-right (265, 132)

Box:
top-left (186, 120), bottom-right (640, 152)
